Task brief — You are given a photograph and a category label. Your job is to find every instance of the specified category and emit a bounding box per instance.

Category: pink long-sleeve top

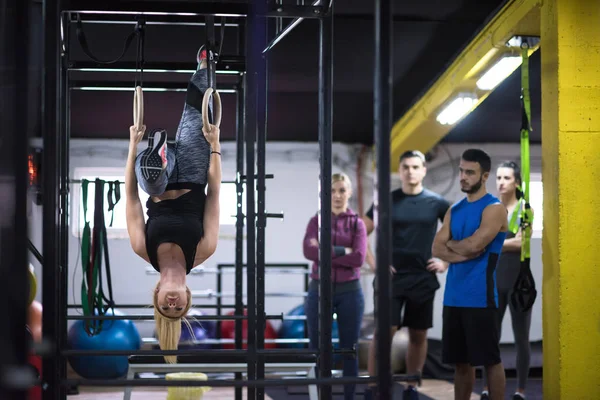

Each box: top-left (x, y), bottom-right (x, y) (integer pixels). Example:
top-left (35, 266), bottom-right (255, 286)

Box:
top-left (302, 208), bottom-right (367, 283)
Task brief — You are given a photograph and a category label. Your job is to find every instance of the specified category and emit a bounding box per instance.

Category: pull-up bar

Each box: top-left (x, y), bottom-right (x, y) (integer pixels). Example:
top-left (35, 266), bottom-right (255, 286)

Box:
top-left (62, 1), bottom-right (327, 20)
top-left (263, 0), bottom-right (327, 54)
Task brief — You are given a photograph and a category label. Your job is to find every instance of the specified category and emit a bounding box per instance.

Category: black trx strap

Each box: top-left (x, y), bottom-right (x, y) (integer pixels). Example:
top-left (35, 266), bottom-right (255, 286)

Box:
top-left (511, 45), bottom-right (537, 313)
top-left (106, 180), bottom-right (122, 227)
top-left (81, 179), bottom-right (117, 335)
top-left (75, 15), bottom-right (145, 65)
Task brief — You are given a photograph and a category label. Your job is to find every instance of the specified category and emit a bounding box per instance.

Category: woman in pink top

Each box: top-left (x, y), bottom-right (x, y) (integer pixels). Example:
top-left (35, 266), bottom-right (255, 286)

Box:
top-left (303, 172), bottom-right (367, 400)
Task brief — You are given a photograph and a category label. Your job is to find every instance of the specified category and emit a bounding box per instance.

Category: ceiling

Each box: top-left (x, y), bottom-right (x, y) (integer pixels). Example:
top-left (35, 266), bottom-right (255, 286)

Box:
top-left (28, 0), bottom-right (541, 145)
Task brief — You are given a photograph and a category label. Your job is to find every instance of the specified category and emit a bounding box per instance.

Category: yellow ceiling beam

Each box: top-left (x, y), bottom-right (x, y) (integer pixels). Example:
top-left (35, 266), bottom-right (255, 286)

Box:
top-left (389, 0), bottom-right (542, 171)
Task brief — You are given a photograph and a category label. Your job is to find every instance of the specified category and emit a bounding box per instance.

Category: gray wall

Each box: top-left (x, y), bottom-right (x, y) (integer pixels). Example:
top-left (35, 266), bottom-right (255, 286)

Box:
top-left (28, 140), bottom-right (543, 344)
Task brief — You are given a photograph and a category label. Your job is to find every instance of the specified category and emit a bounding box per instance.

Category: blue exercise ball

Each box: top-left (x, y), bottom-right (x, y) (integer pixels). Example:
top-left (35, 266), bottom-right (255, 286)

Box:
top-left (278, 303), bottom-right (340, 356)
top-left (180, 309), bottom-right (217, 349)
top-left (67, 308), bottom-right (141, 379)
top-left (152, 309), bottom-right (217, 350)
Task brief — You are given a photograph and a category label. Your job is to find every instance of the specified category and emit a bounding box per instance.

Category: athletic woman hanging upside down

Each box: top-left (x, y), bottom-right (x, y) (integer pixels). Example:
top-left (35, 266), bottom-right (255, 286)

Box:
top-left (125, 46), bottom-right (221, 363)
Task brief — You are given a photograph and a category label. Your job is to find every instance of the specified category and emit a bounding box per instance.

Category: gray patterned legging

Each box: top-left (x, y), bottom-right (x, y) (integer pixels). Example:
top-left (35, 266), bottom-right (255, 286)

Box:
top-left (135, 68), bottom-right (213, 196)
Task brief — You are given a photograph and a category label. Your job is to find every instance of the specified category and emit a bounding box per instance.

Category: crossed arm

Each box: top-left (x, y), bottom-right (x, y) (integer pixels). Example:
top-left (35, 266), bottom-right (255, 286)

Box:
top-left (433, 204), bottom-right (507, 263)
top-left (302, 217), bottom-right (367, 268)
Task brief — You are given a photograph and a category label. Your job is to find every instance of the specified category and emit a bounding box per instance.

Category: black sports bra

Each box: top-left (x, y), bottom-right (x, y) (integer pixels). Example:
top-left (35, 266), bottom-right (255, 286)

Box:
top-left (145, 184), bottom-right (207, 274)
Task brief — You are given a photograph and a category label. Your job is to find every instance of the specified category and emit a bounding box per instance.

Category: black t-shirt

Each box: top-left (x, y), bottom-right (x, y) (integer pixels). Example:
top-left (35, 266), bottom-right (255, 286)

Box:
top-left (366, 188), bottom-right (450, 301)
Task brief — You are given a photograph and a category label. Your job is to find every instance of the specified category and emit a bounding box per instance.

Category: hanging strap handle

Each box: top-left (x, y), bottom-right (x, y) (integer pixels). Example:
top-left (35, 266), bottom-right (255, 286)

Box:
top-left (510, 45), bottom-right (537, 313)
top-left (76, 15), bottom-right (143, 65)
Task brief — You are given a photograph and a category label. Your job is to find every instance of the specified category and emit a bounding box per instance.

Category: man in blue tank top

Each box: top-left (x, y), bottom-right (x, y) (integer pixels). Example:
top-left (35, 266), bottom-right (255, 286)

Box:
top-left (432, 149), bottom-right (508, 400)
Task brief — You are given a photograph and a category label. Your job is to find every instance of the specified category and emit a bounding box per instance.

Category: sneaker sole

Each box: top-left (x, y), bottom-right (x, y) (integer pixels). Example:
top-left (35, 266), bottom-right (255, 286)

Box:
top-left (140, 130), bottom-right (167, 184)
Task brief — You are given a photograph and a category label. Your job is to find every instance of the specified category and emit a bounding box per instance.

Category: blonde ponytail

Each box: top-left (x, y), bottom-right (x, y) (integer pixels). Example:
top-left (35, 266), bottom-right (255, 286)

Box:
top-left (153, 284), bottom-right (192, 364)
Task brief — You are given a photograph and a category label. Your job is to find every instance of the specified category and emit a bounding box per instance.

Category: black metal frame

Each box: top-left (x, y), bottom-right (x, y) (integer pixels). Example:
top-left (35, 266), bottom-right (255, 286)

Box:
top-left (1, 0), bottom-right (32, 399)
top-left (37, 1), bottom-right (401, 400)
top-left (374, 0), bottom-right (394, 398)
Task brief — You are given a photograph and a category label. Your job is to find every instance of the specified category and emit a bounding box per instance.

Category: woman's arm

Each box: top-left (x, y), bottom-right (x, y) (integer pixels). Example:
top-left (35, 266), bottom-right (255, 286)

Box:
top-left (197, 125), bottom-right (221, 259)
top-left (332, 218), bottom-right (367, 268)
top-left (503, 208), bottom-right (534, 252)
top-left (125, 125), bottom-right (149, 262)
top-left (302, 217), bottom-right (320, 262)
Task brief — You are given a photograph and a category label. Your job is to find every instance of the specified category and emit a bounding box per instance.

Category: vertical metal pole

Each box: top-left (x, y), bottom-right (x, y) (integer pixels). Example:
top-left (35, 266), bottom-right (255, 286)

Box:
top-left (234, 67), bottom-right (245, 400)
top-left (216, 265), bottom-right (223, 339)
top-left (0, 0), bottom-right (31, 398)
top-left (255, 7), bottom-right (268, 400)
top-left (58, 11), bottom-right (70, 395)
top-left (318, 4), bottom-right (334, 400)
top-left (42, 0), bottom-right (63, 399)
top-left (374, 0), bottom-right (393, 398)
top-left (234, 20), bottom-right (246, 400)
top-left (245, 6), bottom-right (259, 400)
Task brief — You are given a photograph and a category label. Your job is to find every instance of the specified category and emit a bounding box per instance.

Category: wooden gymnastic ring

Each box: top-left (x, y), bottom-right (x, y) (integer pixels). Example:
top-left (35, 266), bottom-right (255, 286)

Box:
top-left (201, 88), bottom-right (222, 131)
top-left (133, 86), bottom-right (144, 131)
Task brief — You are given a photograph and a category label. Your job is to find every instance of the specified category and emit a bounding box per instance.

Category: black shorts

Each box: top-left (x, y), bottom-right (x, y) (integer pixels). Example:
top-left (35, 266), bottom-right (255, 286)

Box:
top-left (442, 306), bottom-right (501, 367)
top-left (389, 295), bottom-right (434, 330)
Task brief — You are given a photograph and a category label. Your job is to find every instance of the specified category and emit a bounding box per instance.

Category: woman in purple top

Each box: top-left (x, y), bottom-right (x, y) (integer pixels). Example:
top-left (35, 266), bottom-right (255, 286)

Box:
top-left (303, 172), bottom-right (367, 400)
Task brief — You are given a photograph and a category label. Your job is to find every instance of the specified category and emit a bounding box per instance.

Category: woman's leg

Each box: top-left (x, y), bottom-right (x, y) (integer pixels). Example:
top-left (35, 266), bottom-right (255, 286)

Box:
top-left (168, 60), bottom-right (214, 186)
top-left (334, 289), bottom-right (365, 400)
top-left (508, 293), bottom-right (532, 395)
top-left (134, 130), bottom-right (177, 196)
top-left (305, 284), bottom-right (320, 351)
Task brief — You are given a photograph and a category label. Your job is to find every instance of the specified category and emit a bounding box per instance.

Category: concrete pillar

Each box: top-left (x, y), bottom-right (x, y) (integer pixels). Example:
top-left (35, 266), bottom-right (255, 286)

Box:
top-left (541, 0), bottom-right (600, 398)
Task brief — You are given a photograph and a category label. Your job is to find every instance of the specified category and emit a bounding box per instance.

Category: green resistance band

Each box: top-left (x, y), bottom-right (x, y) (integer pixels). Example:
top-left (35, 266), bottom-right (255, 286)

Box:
top-left (80, 179), bottom-right (108, 334)
top-left (519, 46), bottom-right (534, 262)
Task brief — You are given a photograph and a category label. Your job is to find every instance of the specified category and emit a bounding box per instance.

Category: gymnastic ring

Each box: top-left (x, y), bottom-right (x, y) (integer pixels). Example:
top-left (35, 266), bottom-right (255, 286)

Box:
top-left (28, 264), bottom-right (37, 306)
top-left (201, 88), bottom-right (222, 131)
top-left (133, 86), bottom-right (144, 131)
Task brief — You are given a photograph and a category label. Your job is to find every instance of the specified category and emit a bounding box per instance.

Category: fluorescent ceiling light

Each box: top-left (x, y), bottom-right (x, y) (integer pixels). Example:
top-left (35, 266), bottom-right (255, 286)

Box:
top-left (436, 95), bottom-right (478, 126)
top-left (476, 56), bottom-right (522, 90)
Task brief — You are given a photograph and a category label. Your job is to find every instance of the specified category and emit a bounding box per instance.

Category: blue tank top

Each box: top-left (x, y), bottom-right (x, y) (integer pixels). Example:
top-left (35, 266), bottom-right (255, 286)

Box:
top-left (443, 193), bottom-right (507, 308)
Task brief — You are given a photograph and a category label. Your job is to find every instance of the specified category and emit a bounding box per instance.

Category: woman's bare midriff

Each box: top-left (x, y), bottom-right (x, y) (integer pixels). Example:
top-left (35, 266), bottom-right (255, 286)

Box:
top-left (152, 188), bottom-right (206, 269)
top-left (151, 189), bottom-right (191, 203)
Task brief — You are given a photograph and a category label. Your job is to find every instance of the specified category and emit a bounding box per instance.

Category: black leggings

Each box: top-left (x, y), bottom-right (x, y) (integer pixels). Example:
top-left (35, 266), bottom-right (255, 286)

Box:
top-left (484, 286), bottom-right (532, 389)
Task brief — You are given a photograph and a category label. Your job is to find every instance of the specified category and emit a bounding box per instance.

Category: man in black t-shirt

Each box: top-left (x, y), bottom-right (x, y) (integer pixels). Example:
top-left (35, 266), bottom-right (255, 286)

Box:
top-left (363, 150), bottom-right (450, 400)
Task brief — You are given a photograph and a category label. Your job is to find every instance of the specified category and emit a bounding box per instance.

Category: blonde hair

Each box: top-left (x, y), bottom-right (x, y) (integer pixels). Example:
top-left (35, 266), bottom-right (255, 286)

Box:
top-left (153, 283), bottom-right (192, 364)
top-left (332, 172), bottom-right (352, 188)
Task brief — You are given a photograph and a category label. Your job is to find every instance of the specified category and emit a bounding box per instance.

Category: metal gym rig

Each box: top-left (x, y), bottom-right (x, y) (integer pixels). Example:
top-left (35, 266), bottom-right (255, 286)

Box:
top-left (1, 1), bottom-right (406, 399)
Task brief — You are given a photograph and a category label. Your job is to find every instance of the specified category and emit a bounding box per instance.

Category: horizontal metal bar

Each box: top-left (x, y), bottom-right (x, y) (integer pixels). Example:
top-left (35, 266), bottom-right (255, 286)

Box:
top-left (191, 290), bottom-right (307, 298)
top-left (66, 313), bottom-right (289, 321)
top-left (63, 2), bottom-right (326, 19)
top-left (67, 304), bottom-right (236, 309)
top-left (265, 212), bottom-right (284, 219)
top-left (62, 348), bottom-right (355, 357)
top-left (69, 81), bottom-right (238, 93)
top-left (241, 173), bottom-right (274, 180)
top-left (140, 337), bottom-right (318, 345)
top-left (70, 13), bottom-right (242, 26)
top-left (148, 266), bottom-right (309, 275)
top-left (62, 1), bottom-right (249, 17)
top-left (69, 178), bottom-right (239, 185)
top-left (63, 374), bottom-right (421, 388)
top-left (218, 263), bottom-right (308, 269)
top-left (61, 348), bottom-right (324, 357)
top-left (68, 59), bottom-right (245, 74)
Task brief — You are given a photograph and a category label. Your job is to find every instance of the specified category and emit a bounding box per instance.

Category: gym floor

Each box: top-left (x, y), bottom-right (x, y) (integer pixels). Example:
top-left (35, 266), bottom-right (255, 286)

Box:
top-left (67, 378), bottom-right (543, 399)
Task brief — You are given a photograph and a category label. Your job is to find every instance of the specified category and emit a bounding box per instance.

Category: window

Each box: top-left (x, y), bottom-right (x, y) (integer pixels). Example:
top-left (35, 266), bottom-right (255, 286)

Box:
top-left (71, 167), bottom-right (245, 239)
top-left (71, 168), bottom-right (148, 239)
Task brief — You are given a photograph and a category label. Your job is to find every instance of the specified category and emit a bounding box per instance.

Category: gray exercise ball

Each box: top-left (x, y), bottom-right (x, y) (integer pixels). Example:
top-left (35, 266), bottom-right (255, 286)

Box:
top-left (391, 328), bottom-right (409, 373)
